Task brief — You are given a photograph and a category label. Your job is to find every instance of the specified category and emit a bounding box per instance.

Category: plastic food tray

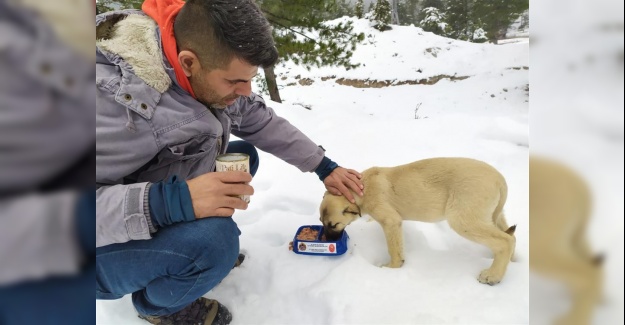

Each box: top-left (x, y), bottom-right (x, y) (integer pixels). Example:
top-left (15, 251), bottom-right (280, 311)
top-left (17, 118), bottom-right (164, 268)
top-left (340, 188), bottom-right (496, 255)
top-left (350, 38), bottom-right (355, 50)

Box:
top-left (291, 225), bottom-right (349, 256)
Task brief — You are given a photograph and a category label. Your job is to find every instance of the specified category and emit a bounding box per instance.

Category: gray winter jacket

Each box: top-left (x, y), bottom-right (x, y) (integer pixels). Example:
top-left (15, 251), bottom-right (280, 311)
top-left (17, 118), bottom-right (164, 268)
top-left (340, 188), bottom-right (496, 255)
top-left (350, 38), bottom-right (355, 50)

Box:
top-left (1, 0), bottom-right (94, 285)
top-left (96, 10), bottom-right (325, 248)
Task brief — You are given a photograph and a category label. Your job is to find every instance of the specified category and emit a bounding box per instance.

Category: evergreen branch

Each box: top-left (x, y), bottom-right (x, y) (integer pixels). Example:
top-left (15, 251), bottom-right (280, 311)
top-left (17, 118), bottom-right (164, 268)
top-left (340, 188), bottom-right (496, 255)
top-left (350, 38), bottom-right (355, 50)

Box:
top-left (266, 17), bottom-right (317, 42)
top-left (261, 7), bottom-right (357, 38)
top-left (261, 8), bottom-right (295, 25)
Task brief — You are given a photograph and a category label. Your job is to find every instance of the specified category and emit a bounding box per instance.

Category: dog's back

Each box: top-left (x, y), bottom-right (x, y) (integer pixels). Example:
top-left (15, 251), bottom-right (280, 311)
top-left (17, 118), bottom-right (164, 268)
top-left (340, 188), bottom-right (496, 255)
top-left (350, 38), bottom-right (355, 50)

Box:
top-left (359, 157), bottom-right (507, 223)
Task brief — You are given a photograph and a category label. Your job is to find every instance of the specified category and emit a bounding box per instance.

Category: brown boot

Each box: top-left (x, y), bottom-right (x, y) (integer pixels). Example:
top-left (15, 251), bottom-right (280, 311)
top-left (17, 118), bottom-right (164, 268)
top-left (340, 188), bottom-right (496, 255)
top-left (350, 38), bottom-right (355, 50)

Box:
top-left (138, 297), bottom-right (232, 325)
top-left (232, 253), bottom-right (245, 268)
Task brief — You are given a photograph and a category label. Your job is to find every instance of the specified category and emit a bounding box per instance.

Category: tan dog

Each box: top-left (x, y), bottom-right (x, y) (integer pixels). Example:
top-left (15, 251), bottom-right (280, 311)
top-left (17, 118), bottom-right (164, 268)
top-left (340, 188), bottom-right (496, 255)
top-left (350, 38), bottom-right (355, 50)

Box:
top-left (529, 156), bottom-right (603, 325)
top-left (320, 157), bottom-right (516, 285)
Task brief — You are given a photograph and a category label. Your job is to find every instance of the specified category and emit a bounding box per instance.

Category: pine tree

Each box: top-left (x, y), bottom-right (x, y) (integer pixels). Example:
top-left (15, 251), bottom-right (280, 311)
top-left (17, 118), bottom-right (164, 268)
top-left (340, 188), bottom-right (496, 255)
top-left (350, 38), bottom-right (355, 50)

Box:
top-left (334, 0), bottom-right (355, 18)
top-left (419, 7), bottom-right (448, 36)
top-left (471, 26), bottom-right (488, 43)
top-left (371, 0), bottom-right (392, 31)
top-left (355, 0), bottom-right (365, 19)
top-left (397, 0), bottom-right (419, 26)
top-left (440, 0), bottom-right (528, 43)
top-left (259, 0), bottom-right (365, 101)
top-left (415, 0), bottom-right (444, 25)
top-left (444, 0), bottom-right (473, 41)
top-left (472, 0), bottom-right (528, 43)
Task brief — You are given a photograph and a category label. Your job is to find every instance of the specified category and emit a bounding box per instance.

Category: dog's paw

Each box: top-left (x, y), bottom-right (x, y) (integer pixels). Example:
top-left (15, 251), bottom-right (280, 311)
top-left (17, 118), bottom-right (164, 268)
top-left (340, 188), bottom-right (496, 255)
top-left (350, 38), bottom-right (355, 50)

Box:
top-left (477, 269), bottom-right (502, 285)
top-left (382, 260), bottom-right (404, 268)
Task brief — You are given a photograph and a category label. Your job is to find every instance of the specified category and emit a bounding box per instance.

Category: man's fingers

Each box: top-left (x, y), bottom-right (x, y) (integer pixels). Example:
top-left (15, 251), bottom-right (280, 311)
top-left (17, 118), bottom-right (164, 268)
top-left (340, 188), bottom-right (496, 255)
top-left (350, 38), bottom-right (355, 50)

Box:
top-left (346, 173), bottom-right (364, 192)
top-left (337, 183), bottom-right (355, 203)
top-left (213, 208), bottom-right (235, 217)
top-left (215, 171), bottom-right (253, 183)
top-left (328, 186), bottom-right (341, 196)
top-left (224, 183), bottom-right (254, 196)
top-left (346, 177), bottom-right (364, 196)
top-left (219, 196), bottom-right (249, 210)
top-left (347, 169), bottom-right (362, 179)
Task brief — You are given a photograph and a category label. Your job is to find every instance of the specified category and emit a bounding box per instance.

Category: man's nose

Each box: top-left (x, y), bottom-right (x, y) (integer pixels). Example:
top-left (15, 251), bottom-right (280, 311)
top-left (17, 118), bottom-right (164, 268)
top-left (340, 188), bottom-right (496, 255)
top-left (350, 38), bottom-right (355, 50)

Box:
top-left (235, 81), bottom-right (252, 97)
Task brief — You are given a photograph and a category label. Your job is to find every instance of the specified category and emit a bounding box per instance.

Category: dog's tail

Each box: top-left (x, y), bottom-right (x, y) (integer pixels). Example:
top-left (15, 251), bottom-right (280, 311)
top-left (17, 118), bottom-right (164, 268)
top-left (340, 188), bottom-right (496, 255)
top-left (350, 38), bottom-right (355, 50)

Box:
top-left (505, 224), bottom-right (517, 235)
top-left (492, 181), bottom-right (510, 234)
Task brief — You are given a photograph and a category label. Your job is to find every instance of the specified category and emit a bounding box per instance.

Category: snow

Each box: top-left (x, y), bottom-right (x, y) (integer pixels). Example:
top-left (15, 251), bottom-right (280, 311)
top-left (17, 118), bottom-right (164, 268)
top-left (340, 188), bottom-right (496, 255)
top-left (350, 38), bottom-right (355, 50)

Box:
top-left (280, 17), bottom-right (528, 83)
top-left (97, 19), bottom-right (529, 324)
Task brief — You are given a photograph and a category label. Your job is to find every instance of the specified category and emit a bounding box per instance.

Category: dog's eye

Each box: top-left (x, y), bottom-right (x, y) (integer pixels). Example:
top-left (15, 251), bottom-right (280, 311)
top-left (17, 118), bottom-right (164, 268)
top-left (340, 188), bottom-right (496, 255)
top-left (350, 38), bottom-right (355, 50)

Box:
top-left (343, 209), bottom-right (359, 215)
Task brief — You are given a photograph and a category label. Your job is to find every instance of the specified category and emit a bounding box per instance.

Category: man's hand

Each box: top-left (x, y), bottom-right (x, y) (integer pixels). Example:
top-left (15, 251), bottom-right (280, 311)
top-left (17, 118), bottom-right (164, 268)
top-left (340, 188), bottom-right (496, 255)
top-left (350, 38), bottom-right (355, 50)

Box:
top-left (186, 171), bottom-right (254, 218)
top-left (323, 167), bottom-right (364, 203)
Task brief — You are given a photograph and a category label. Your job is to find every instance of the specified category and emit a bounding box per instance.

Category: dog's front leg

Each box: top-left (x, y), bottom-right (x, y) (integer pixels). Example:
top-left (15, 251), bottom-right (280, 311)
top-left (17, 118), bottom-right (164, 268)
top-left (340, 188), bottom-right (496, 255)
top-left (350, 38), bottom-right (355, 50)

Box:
top-left (382, 223), bottom-right (404, 268)
top-left (374, 209), bottom-right (405, 268)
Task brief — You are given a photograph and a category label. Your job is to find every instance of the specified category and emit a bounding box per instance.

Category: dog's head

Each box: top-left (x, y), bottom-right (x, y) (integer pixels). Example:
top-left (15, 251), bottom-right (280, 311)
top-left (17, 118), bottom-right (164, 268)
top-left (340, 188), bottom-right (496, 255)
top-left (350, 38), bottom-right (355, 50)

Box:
top-left (319, 191), bottom-right (361, 241)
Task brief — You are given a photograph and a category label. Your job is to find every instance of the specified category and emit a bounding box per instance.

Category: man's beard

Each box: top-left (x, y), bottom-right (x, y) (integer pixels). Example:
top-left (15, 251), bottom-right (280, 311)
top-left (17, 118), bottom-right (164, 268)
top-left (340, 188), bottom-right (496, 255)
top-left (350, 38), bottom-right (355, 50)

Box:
top-left (189, 74), bottom-right (238, 108)
top-left (210, 94), bottom-right (240, 109)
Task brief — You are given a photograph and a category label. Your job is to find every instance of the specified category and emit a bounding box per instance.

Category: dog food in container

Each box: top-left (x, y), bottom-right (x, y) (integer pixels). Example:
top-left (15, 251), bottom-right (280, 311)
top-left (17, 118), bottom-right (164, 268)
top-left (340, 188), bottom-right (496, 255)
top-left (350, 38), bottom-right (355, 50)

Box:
top-left (290, 225), bottom-right (349, 256)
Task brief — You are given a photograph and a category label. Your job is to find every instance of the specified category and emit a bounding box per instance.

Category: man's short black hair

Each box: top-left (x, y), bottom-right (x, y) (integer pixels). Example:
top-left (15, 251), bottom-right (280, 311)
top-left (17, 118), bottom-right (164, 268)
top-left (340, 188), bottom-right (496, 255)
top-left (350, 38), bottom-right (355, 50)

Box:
top-left (174, 0), bottom-right (279, 70)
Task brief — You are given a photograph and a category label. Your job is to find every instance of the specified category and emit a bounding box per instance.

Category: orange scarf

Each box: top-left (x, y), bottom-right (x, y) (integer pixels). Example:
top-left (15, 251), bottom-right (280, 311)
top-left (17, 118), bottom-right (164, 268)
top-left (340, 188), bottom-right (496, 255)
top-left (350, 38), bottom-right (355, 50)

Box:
top-left (142, 0), bottom-right (196, 98)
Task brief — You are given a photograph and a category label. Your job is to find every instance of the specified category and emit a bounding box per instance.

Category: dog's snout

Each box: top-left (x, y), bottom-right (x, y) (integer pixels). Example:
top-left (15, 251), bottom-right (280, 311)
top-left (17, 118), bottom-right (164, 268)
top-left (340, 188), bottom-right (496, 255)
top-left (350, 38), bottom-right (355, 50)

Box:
top-left (322, 226), bottom-right (343, 241)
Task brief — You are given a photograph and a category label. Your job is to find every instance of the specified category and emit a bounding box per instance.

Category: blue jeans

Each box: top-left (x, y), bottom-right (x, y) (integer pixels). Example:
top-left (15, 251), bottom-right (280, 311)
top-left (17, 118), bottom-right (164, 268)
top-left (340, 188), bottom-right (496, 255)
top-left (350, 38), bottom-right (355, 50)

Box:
top-left (96, 141), bottom-right (259, 316)
top-left (0, 265), bottom-right (95, 325)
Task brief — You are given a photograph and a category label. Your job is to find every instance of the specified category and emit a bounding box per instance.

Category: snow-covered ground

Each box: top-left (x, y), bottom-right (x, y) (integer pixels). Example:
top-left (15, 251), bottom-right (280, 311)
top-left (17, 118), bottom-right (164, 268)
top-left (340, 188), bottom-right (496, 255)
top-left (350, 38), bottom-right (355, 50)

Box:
top-left (97, 19), bottom-right (530, 324)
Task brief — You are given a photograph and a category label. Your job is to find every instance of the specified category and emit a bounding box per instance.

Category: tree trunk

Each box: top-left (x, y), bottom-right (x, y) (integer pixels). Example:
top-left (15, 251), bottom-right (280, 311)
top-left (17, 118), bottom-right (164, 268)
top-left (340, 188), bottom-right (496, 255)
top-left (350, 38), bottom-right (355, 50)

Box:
top-left (263, 66), bottom-right (282, 103)
top-left (464, 0), bottom-right (470, 40)
top-left (391, 0), bottom-right (400, 25)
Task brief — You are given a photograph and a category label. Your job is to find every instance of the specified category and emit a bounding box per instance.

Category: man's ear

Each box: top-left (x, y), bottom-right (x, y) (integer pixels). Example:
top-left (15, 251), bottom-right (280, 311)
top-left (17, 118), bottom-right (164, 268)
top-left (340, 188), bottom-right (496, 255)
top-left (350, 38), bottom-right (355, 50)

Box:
top-left (178, 50), bottom-right (201, 77)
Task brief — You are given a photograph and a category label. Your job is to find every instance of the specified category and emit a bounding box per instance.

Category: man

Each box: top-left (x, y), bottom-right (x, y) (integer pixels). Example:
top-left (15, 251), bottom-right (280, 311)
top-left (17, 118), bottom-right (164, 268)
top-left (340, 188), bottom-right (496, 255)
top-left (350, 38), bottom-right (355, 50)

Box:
top-left (95, 0), bottom-right (364, 324)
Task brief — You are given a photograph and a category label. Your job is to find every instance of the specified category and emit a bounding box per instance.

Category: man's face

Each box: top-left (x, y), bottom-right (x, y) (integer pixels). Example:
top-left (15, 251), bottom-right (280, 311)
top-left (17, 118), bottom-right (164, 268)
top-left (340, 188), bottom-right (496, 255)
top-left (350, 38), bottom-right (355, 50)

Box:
top-left (189, 58), bottom-right (258, 108)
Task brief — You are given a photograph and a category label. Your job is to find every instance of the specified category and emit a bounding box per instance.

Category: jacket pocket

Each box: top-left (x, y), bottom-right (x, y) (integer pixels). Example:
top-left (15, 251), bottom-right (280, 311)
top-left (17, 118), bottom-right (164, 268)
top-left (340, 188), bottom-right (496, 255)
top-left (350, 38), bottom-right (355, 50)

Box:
top-left (136, 133), bottom-right (219, 182)
top-left (168, 133), bottom-right (220, 179)
top-left (167, 133), bottom-right (216, 160)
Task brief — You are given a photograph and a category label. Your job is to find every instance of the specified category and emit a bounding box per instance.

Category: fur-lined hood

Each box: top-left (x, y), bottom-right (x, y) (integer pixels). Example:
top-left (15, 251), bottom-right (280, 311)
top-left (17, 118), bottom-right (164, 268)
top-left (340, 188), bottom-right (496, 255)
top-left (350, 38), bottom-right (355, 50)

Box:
top-left (96, 10), bottom-right (171, 93)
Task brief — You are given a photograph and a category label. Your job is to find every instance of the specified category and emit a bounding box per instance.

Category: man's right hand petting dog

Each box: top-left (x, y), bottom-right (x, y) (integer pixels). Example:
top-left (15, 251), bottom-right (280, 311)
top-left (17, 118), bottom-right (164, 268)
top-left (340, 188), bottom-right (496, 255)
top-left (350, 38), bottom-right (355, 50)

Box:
top-left (319, 157), bottom-right (516, 285)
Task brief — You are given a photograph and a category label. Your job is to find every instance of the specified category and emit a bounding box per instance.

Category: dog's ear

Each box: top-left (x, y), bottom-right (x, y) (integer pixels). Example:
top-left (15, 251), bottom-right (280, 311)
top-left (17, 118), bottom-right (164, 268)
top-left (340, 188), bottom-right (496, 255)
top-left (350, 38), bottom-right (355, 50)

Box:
top-left (343, 203), bottom-right (361, 217)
